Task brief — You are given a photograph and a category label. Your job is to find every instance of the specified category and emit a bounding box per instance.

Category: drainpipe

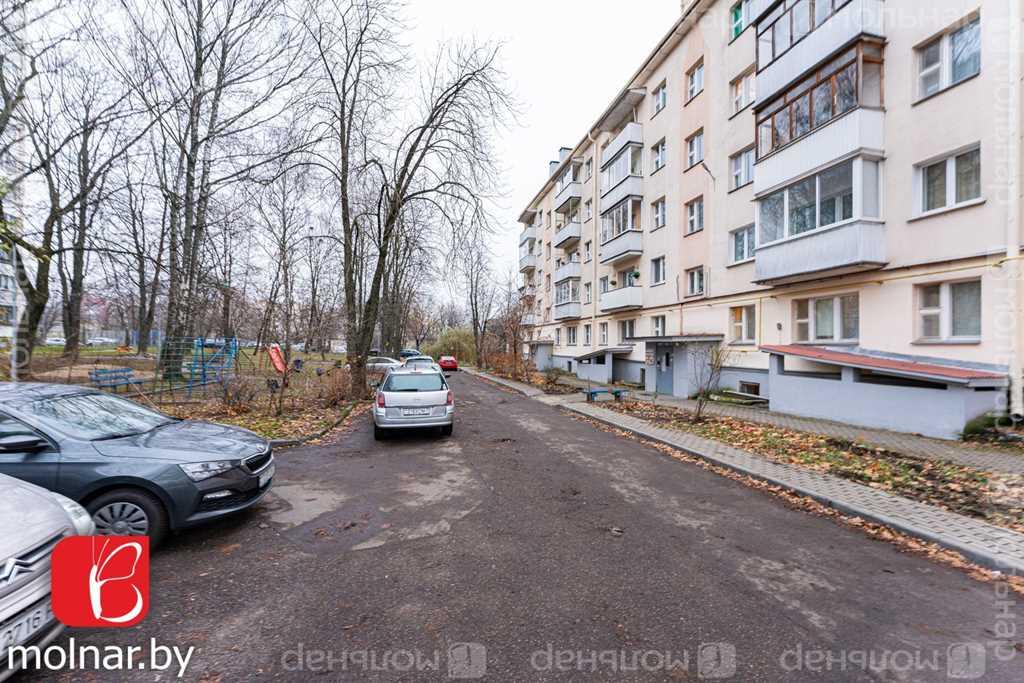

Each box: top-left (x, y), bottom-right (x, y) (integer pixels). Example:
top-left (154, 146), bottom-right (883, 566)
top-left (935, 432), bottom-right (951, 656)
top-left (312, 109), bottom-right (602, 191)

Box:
top-left (1009, 0), bottom-right (1023, 418)
top-left (587, 130), bottom-right (599, 354)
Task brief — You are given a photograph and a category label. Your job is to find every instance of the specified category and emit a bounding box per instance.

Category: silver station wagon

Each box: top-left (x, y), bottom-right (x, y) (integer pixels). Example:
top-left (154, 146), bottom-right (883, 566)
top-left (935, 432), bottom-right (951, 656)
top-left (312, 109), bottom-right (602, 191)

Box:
top-left (372, 368), bottom-right (454, 440)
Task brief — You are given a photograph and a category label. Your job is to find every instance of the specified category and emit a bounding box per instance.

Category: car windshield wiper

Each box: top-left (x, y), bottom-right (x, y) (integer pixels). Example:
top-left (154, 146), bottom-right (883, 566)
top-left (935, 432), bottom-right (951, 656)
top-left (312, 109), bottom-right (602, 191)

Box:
top-left (92, 430), bottom-right (145, 441)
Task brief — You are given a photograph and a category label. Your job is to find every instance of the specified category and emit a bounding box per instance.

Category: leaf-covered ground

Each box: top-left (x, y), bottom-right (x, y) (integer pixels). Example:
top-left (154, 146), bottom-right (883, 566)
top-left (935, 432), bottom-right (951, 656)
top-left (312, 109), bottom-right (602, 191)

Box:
top-left (163, 400), bottom-right (360, 441)
top-left (603, 401), bottom-right (1024, 534)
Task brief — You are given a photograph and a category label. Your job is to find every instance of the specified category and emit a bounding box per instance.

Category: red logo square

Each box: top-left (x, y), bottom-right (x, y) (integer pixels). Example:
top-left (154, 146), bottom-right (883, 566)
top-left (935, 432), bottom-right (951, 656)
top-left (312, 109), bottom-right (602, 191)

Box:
top-left (51, 536), bottom-right (150, 628)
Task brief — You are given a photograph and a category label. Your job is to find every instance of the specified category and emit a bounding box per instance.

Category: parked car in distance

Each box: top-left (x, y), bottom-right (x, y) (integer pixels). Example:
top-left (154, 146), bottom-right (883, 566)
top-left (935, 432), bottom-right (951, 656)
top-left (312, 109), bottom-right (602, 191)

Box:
top-left (44, 337), bottom-right (65, 347)
top-left (398, 349), bottom-right (421, 360)
top-left (372, 368), bottom-right (453, 440)
top-left (0, 473), bottom-right (94, 681)
top-left (368, 356), bottom-right (403, 373)
top-left (0, 383), bottom-right (275, 548)
top-left (86, 337), bottom-right (118, 346)
top-left (438, 356), bottom-right (458, 372)
top-left (403, 355), bottom-right (440, 372)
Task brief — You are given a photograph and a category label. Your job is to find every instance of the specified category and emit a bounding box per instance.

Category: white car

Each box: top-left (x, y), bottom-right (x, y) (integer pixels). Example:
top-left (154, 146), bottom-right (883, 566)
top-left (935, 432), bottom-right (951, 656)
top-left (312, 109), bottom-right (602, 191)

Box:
top-left (44, 338), bottom-right (65, 347)
top-left (0, 474), bottom-right (95, 681)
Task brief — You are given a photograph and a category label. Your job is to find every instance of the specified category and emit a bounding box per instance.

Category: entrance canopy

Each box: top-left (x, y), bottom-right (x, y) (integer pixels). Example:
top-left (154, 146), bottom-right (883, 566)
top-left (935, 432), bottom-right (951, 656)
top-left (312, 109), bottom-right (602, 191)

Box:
top-left (574, 346), bottom-right (633, 362)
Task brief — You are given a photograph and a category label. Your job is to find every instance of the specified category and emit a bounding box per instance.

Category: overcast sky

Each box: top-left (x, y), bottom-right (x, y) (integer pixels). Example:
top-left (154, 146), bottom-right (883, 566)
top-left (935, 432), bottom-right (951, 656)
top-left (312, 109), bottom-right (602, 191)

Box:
top-left (405, 0), bottom-right (682, 278)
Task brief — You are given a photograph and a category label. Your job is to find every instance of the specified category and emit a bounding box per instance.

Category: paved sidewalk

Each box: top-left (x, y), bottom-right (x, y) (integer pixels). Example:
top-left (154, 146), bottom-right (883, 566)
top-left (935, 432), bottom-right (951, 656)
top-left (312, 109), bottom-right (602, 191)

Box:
top-left (460, 367), bottom-right (544, 397)
top-left (566, 400), bottom-right (1024, 575)
top-left (556, 375), bottom-right (1024, 475)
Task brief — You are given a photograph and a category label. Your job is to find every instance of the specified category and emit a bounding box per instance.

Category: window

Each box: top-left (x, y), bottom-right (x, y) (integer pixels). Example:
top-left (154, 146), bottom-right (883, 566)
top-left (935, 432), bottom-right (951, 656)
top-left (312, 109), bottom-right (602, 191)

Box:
top-left (618, 319), bottom-right (636, 342)
top-left (686, 130), bottom-right (704, 167)
top-left (918, 147), bottom-right (981, 214)
top-left (651, 256), bottom-right (666, 285)
top-left (757, 42), bottom-right (881, 159)
top-left (793, 294), bottom-right (859, 342)
top-left (757, 0), bottom-right (853, 68)
top-left (584, 324), bottom-right (592, 346)
top-left (730, 305), bottom-right (756, 343)
top-left (687, 61), bottom-right (704, 100)
top-left (653, 81), bottom-right (667, 114)
top-left (0, 245), bottom-right (11, 265)
top-left (546, 242), bottom-right (552, 259)
top-left (601, 198), bottom-right (642, 243)
top-left (917, 16), bottom-right (981, 100)
top-left (555, 279), bottom-right (580, 305)
top-left (584, 282), bottom-right (592, 304)
top-left (567, 327), bottom-right (578, 346)
top-left (652, 198), bottom-right (667, 229)
top-left (730, 148), bottom-right (754, 189)
top-left (651, 139), bottom-right (666, 173)
top-left (686, 197), bottom-right (704, 234)
top-left (652, 315), bottom-right (666, 337)
top-left (601, 145), bottom-right (643, 193)
top-left (758, 159), bottom-right (868, 245)
top-left (599, 322), bottom-right (608, 345)
top-left (617, 268), bottom-right (638, 288)
top-left (599, 276), bottom-right (609, 294)
top-left (731, 70), bottom-right (755, 114)
top-left (584, 199), bottom-right (593, 221)
top-left (917, 280), bottom-right (981, 341)
top-left (731, 225), bottom-right (756, 262)
top-left (555, 328), bottom-right (561, 346)
top-left (0, 275), bottom-right (14, 291)
top-left (545, 274), bottom-right (551, 291)
top-left (584, 240), bottom-right (592, 261)
top-left (731, 0), bottom-right (752, 39)
top-left (584, 158), bottom-right (593, 180)
top-left (0, 305), bottom-right (12, 325)
top-left (686, 267), bottom-right (705, 296)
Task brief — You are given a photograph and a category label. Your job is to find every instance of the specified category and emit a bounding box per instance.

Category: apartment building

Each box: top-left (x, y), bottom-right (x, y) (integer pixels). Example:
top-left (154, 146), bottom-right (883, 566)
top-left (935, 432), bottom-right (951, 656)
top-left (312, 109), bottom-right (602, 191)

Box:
top-left (518, 0), bottom-right (1023, 440)
top-left (0, 128), bottom-right (23, 342)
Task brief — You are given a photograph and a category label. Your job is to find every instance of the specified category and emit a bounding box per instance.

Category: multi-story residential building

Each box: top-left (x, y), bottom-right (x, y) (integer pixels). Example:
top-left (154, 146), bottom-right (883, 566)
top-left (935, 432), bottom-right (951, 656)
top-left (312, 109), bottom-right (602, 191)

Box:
top-left (518, 0), bottom-right (1023, 440)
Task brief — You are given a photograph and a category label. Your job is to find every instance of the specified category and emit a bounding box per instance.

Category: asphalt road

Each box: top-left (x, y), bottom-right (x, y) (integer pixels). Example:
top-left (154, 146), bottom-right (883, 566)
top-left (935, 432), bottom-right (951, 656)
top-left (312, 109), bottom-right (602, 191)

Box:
top-left (24, 372), bottom-right (1024, 682)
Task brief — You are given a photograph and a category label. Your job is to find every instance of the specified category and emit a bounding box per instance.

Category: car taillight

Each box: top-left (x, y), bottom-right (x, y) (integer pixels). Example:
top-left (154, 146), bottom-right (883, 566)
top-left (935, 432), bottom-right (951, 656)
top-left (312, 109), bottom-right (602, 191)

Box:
top-left (377, 393), bottom-right (386, 408)
top-left (446, 391), bottom-right (453, 406)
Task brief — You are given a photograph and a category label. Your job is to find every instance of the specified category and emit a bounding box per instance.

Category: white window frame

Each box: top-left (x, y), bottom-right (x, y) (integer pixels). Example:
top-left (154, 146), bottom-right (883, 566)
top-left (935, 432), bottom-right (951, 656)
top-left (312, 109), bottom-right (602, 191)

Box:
top-left (618, 319), bottom-right (636, 343)
top-left (651, 256), bottom-right (666, 285)
top-left (584, 282), bottom-right (592, 304)
top-left (730, 0), bottom-right (752, 40)
top-left (652, 315), bottom-right (666, 337)
top-left (731, 70), bottom-right (756, 114)
top-left (651, 138), bottom-right (667, 173)
top-left (915, 279), bottom-right (982, 342)
top-left (584, 199), bottom-right (593, 222)
top-left (730, 147), bottom-right (755, 189)
top-left (652, 197), bottom-right (667, 229)
top-left (584, 240), bottom-right (592, 261)
top-left (686, 197), bottom-right (704, 234)
top-left (730, 224), bottom-right (756, 263)
top-left (686, 130), bottom-right (704, 167)
top-left (584, 324), bottom-right (592, 346)
top-left (686, 267), bottom-right (705, 296)
top-left (793, 293), bottom-right (860, 343)
top-left (653, 81), bottom-right (668, 114)
top-left (687, 61), bottom-right (704, 101)
top-left (555, 328), bottom-right (561, 346)
top-left (730, 305), bottom-right (756, 344)
top-left (567, 326), bottom-right (578, 346)
top-left (915, 144), bottom-right (982, 216)
top-left (916, 15), bottom-right (981, 101)
top-left (599, 322), bottom-right (609, 345)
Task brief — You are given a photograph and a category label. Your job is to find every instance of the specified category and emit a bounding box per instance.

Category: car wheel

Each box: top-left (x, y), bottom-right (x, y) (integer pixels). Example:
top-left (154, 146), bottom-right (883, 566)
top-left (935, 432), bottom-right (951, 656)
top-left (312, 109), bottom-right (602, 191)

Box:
top-left (440, 424), bottom-right (453, 437)
top-left (87, 489), bottom-right (169, 548)
top-left (374, 424), bottom-right (387, 441)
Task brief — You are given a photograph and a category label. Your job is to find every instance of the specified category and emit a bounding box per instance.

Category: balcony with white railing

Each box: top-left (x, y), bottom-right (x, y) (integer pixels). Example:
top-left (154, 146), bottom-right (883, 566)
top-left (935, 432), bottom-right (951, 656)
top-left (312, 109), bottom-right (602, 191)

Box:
top-left (522, 314), bottom-right (539, 327)
top-left (553, 302), bottom-right (582, 321)
top-left (554, 261), bottom-right (582, 283)
top-left (599, 285), bottom-right (643, 312)
top-left (519, 254), bottom-right (538, 273)
top-left (598, 230), bottom-right (643, 265)
top-left (601, 122), bottom-right (643, 167)
top-left (554, 181), bottom-right (583, 213)
top-left (554, 221), bottom-right (582, 249)
top-left (520, 225), bottom-right (538, 244)
top-left (756, 0), bottom-right (885, 105)
top-left (600, 175), bottom-right (643, 214)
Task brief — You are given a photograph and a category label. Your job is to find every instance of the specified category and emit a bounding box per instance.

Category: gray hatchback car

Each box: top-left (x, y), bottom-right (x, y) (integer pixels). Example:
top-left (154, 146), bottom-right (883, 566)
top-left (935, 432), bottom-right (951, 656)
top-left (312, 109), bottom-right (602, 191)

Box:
top-left (0, 383), bottom-right (275, 547)
top-left (372, 368), bottom-right (453, 440)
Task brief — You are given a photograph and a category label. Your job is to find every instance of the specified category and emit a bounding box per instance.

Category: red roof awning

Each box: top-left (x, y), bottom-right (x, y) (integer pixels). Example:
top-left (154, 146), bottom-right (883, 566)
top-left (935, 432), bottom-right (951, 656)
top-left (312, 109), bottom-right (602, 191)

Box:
top-left (760, 345), bottom-right (1006, 385)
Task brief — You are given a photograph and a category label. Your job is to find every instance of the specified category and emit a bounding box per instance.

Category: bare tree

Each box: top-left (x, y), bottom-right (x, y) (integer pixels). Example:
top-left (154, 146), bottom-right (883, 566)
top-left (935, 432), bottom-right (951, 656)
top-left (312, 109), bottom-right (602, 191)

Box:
top-left (463, 244), bottom-right (496, 369)
top-left (689, 343), bottom-right (731, 421)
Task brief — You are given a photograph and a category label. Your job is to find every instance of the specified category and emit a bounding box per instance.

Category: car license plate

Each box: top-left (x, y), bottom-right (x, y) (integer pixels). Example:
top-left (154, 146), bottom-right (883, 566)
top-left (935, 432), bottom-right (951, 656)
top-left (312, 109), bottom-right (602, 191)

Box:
top-left (0, 600), bottom-right (52, 651)
top-left (403, 408), bottom-right (431, 416)
top-left (258, 464), bottom-right (275, 488)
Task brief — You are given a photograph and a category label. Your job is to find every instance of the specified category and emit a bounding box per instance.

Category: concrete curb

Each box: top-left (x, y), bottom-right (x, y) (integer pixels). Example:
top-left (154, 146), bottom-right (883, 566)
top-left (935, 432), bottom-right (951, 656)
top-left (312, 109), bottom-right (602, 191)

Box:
top-left (563, 403), bottom-right (1024, 576)
top-left (461, 367), bottom-right (545, 397)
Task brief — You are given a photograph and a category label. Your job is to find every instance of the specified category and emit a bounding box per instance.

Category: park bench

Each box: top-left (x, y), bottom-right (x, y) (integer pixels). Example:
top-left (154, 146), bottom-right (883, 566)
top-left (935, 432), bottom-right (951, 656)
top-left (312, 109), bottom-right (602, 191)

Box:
top-left (584, 387), bottom-right (629, 403)
top-left (88, 367), bottom-right (145, 393)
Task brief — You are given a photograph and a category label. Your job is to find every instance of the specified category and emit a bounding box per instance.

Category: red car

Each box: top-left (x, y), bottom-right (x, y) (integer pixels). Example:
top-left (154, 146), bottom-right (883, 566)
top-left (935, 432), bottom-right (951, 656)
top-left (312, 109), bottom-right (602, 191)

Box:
top-left (438, 356), bottom-right (458, 372)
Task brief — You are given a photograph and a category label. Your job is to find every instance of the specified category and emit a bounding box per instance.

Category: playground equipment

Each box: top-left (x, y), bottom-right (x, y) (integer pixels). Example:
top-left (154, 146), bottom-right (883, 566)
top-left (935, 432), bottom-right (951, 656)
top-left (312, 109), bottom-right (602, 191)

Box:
top-left (267, 344), bottom-right (287, 374)
top-left (187, 337), bottom-right (238, 395)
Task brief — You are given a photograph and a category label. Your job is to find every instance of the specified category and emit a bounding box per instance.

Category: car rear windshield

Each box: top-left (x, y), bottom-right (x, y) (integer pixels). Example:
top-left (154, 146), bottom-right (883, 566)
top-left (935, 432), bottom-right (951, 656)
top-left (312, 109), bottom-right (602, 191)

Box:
top-left (383, 374), bottom-right (446, 392)
top-left (18, 392), bottom-right (176, 440)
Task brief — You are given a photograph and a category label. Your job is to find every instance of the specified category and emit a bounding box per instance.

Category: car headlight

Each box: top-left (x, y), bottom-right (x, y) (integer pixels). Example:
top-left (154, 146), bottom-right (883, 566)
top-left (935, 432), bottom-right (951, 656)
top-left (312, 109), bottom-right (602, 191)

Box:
top-left (179, 460), bottom-right (238, 482)
top-left (51, 492), bottom-right (95, 536)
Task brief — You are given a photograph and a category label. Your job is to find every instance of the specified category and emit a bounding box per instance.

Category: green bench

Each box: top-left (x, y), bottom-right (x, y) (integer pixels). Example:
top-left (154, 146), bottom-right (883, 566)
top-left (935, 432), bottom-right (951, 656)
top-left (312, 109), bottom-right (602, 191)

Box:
top-left (584, 387), bottom-right (629, 402)
top-left (89, 367), bottom-right (144, 392)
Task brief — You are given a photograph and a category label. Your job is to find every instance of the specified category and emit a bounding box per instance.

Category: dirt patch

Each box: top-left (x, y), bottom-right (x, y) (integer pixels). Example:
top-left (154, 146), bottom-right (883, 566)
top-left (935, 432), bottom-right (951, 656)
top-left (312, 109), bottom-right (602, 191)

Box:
top-left (603, 401), bottom-right (1024, 534)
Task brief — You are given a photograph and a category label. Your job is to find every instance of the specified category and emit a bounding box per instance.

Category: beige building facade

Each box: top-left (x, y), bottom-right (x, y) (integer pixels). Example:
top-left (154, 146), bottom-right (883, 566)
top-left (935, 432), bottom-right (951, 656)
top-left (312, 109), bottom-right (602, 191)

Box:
top-left (518, 0), bottom-right (1023, 439)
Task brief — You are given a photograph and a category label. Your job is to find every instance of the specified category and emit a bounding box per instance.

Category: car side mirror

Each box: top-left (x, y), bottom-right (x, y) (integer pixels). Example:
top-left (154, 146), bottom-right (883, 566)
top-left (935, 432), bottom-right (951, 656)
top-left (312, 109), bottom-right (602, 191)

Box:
top-left (0, 434), bottom-right (48, 453)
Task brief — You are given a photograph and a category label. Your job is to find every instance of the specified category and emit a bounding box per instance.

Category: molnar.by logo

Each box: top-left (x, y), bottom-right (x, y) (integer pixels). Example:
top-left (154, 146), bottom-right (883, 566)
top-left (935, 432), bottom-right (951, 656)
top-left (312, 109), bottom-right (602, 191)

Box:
top-left (51, 536), bottom-right (150, 628)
